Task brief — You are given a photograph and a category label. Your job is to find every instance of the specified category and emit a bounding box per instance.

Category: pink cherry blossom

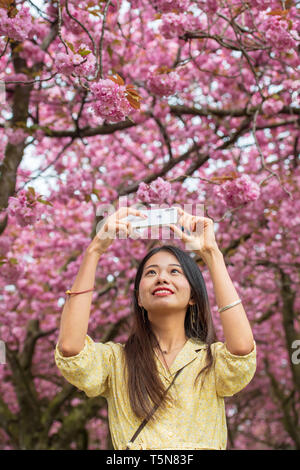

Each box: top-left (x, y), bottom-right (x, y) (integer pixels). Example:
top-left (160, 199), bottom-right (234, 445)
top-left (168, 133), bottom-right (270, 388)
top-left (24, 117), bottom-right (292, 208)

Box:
top-left (55, 45), bottom-right (96, 77)
top-left (137, 177), bottom-right (173, 204)
top-left (262, 99), bottom-right (284, 115)
top-left (90, 79), bottom-right (132, 122)
top-left (147, 68), bottom-right (179, 97)
top-left (7, 189), bottom-right (48, 227)
top-left (152, 0), bottom-right (190, 13)
top-left (261, 17), bottom-right (297, 51)
top-left (213, 174), bottom-right (261, 209)
top-left (160, 13), bottom-right (191, 39)
top-left (1, 258), bottom-right (24, 283)
top-left (205, 0), bottom-right (218, 14)
top-left (251, 0), bottom-right (272, 9)
top-left (19, 40), bottom-right (45, 65)
top-left (6, 128), bottom-right (28, 145)
top-left (0, 5), bottom-right (33, 42)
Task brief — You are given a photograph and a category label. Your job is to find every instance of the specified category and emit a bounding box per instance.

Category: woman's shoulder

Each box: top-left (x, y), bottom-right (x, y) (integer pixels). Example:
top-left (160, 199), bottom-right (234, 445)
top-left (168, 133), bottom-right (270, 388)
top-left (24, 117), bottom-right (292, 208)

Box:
top-left (188, 337), bottom-right (208, 349)
top-left (100, 340), bottom-right (125, 354)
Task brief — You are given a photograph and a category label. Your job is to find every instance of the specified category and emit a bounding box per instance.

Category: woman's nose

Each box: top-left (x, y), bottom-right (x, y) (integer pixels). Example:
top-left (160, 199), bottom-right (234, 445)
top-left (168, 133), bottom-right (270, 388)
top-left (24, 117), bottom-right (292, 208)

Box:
top-left (156, 273), bottom-right (170, 283)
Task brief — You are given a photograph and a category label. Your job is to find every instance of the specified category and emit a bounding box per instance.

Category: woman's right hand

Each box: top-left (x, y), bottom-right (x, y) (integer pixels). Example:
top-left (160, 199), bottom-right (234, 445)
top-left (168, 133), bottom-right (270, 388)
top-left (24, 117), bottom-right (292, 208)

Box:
top-left (88, 206), bottom-right (147, 256)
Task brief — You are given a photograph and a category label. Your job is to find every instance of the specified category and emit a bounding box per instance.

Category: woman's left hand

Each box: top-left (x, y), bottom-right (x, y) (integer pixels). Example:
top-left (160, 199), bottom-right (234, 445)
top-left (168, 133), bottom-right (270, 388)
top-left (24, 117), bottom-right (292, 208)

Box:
top-left (168, 208), bottom-right (219, 257)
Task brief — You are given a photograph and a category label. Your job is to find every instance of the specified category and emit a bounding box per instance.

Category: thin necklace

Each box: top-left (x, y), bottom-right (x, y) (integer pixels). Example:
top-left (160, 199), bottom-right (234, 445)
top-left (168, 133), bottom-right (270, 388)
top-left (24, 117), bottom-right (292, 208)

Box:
top-left (160, 339), bottom-right (188, 355)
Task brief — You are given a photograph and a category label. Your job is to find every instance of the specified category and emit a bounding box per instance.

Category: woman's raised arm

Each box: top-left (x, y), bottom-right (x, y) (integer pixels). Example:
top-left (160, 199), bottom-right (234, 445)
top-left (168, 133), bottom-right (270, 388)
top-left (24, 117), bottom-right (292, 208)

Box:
top-left (57, 206), bottom-right (147, 357)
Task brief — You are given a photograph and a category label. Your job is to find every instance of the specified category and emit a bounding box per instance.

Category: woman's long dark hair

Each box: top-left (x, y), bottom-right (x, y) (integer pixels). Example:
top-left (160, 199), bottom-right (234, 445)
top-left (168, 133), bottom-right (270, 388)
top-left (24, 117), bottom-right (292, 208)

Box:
top-left (123, 244), bottom-right (218, 421)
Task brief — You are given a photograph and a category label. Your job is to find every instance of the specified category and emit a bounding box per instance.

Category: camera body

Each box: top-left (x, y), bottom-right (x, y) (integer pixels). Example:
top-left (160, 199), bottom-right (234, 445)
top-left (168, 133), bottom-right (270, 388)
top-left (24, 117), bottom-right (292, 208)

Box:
top-left (123, 207), bottom-right (178, 228)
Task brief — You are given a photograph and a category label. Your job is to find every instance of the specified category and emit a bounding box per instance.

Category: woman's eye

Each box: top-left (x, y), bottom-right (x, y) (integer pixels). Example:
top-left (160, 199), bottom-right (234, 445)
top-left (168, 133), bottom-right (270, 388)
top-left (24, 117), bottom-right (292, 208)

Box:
top-left (146, 269), bottom-right (180, 275)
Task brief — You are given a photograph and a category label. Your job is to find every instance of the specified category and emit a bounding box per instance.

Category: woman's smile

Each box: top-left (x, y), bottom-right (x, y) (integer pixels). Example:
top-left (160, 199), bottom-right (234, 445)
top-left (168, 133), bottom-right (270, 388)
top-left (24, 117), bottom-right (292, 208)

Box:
top-left (153, 291), bottom-right (174, 297)
top-left (138, 251), bottom-right (193, 317)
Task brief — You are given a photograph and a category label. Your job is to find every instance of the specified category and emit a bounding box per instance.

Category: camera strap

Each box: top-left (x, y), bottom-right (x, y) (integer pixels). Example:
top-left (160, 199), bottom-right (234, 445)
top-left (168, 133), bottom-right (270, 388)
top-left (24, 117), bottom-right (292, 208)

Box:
top-left (125, 364), bottom-right (188, 450)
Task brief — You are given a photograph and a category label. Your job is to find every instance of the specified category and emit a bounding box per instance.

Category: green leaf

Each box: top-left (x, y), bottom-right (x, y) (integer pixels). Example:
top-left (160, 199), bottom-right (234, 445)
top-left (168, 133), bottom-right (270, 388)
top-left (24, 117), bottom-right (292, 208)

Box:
top-left (27, 187), bottom-right (36, 196)
top-left (92, 189), bottom-right (100, 199)
top-left (10, 258), bottom-right (18, 264)
top-left (267, 9), bottom-right (289, 16)
top-left (65, 41), bottom-right (75, 53)
top-left (78, 49), bottom-right (91, 57)
top-left (37, 198), bottom-right (53, 207)
top-left (42, 126), bottom-right (54, 136)
top-left (87, 10), bottom-right (102, 17)
top-left (107, 45), bottom-right (113, 58)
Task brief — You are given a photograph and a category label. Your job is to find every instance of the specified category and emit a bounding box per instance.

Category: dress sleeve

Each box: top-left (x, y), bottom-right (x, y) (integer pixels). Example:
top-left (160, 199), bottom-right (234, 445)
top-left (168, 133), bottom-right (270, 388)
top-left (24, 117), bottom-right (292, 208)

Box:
top-left (54, 335), bottom-right (114, 398)
top-left (212, 340), bottom-right (257, 397)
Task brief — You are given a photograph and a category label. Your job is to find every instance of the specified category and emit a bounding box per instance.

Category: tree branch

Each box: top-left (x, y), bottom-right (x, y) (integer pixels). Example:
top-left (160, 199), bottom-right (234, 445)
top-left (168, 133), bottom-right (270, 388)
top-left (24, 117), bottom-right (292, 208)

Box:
top-left (264, 357), bottom-right (300, 449)
top-left (0, 394), bottom-right (19, 446)
top-left (42, 117), bottom-right (139, 138)
top-left (97, 0), bottom-right (112, 79)
top-left (43, 316), bottom-right (126, 444)
top-left (150, 113), bottom-right (174, 161)
top-left (170, 104), bottom-right (300, 118)
top-left (20, 319), bottom-right (56, 371)
top-left (181, 30), bottom-right (269, 52)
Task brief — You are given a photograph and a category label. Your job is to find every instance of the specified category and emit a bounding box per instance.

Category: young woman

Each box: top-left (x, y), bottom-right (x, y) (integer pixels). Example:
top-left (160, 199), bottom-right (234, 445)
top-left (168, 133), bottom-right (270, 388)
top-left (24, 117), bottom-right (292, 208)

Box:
top-left (55, 206), bottom-right (256, 450)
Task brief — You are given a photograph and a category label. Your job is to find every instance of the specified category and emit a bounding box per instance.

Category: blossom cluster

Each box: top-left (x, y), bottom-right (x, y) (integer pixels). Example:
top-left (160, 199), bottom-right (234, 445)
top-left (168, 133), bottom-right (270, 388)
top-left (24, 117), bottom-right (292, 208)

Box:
top-left (7, 188), bottom-right (46, 227)
top-left (251, 0), bottom-right (272, 10)
top-left (205, 0), bottom-right (218, 14)
top-left (19, 40), bottom-right (46, 66)
top-left (261, 17), bottom-right (297, 51)
top-left (90, 79), bottom-right (132, 122)
top-left (0, 5), bottom-right (32, 42)
top-left (152, 0), bottom-right (190, 13)
top-left (147, 68), bottom-right (179, 97)
top-left (62, 2), bottom-right (92, 35)
top-left (59, 171), bottom-right (94, 204)
top-left (4, 73), bottom-right (29, 91)
top-left (55, 45), bottom-right (96, 77)
top-left (137, 177), bottom-right (173, 204)
top-left (1, 258), bottom-right (24, 284)
top-left (6, 128), bottom-right (28, 145)
top-left (213, 174), bottom-right (261, 209)
top-left (159, 13), bottom-right (191, 39)
top-left (262, 98), bottom-right (284, 115)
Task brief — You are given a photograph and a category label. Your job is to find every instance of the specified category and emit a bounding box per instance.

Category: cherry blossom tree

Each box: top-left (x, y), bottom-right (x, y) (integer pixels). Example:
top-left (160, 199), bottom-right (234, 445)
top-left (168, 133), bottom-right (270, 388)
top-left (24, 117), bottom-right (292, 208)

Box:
top-left (0, 0), bottom-right (299, 449)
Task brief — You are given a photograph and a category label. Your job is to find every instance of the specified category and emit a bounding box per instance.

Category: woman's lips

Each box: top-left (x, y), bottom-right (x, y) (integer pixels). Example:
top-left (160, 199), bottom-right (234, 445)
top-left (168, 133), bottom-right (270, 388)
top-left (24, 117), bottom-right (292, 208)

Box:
top-left (153, 291), bottom-right (174, 297)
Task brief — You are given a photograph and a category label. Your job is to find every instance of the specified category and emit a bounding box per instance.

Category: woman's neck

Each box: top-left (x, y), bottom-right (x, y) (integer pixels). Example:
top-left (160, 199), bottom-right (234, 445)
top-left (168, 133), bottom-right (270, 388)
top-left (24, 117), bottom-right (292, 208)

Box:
top-left (152, 326), bottom-right (187, 353)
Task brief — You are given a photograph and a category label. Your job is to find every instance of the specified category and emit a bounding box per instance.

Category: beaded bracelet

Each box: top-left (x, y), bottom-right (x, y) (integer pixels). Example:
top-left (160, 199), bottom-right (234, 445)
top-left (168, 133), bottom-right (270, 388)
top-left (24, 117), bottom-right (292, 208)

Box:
top-left (65, 288), bottom-right (95, 296)
top-left (218, 299), bottom-right (242, 313)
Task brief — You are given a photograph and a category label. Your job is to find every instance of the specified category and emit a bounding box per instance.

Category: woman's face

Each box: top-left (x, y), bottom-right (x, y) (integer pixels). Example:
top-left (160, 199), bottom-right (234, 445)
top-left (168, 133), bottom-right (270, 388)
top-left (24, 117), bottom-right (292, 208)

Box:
top-left (137, 251), bottom-right (194, 317)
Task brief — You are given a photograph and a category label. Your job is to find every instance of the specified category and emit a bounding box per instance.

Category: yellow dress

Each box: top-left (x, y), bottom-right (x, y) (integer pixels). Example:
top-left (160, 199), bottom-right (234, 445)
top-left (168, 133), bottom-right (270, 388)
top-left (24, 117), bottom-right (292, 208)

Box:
top-left (54, 336), bottom-right (256, 450)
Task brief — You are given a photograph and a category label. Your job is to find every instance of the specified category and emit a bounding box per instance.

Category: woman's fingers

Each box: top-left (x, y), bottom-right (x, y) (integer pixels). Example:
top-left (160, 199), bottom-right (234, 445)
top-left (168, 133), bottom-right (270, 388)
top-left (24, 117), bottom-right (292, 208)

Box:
top-left (168, 223), bottom-right (186, 239)
top-left (117, 206), bottom-right (147, 220)
top-left (177, 210), bottom-right (193, 233)
top-left (116, 220), bottom-right (130, 232)
top-left (115, 220), bottom-right (141, 238)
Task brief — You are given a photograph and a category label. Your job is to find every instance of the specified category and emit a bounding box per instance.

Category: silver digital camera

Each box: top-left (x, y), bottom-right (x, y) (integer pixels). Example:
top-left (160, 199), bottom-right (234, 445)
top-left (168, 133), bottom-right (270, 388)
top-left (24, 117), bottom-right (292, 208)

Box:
top-left (123, 207), bottom-right (178, 229)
